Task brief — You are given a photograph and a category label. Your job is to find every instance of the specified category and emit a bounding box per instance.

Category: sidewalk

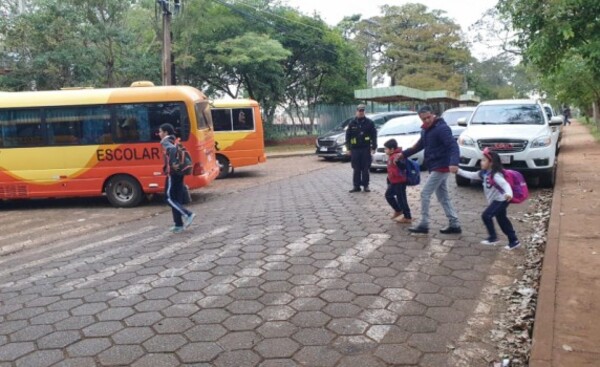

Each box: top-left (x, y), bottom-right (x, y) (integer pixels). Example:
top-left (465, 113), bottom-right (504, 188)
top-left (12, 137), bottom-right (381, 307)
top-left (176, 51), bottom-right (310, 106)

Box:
top-left (531, 120), bottom-right (600, 366)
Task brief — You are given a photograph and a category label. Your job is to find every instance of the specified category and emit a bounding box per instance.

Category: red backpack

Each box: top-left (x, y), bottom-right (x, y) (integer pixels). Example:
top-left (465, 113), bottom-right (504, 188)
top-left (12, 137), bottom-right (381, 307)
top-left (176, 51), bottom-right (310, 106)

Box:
top-left (490, 169), bottom-right (529, 204)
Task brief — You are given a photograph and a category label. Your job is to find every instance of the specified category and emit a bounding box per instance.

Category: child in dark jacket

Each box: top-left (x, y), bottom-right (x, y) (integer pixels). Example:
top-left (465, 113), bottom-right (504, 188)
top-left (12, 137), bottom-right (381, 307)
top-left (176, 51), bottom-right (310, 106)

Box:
top-left (384, 139), bottom-right (413, 223)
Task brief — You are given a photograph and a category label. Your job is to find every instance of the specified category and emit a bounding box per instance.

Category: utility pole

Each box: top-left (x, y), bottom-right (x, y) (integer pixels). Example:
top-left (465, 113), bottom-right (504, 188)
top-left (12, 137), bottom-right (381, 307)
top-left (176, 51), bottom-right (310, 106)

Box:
top-left (158, 0), bottom-right (172, 86)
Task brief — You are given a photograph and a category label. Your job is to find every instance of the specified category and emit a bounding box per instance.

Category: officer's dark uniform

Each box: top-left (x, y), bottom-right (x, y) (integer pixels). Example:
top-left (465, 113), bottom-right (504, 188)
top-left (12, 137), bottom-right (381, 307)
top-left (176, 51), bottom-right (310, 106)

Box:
top-left (345, 115), bottom-right (377, 191)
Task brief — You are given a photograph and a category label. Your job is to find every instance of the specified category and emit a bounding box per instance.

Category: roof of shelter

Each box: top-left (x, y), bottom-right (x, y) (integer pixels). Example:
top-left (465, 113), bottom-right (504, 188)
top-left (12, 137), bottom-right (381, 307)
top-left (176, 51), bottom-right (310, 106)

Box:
top-left (354, 85), bottom-right (479, 105)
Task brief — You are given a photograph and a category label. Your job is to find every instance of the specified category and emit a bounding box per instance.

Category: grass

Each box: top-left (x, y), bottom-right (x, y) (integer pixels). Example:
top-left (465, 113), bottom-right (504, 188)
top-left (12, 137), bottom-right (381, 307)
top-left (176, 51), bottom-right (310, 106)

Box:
top-left (581, 117), bottom-right (600, 141)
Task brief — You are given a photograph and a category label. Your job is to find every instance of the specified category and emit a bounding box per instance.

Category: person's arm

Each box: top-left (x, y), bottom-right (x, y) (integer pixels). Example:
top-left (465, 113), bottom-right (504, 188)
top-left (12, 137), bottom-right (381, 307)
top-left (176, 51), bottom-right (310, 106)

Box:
top-left (456, 168), bottom-right (481, 180)
top-left (370, 121), bottom-right (377, 151)
top-left (402, 134), bottom-right (424, 158)
top-left (345, 121), bottom-right (352, 152)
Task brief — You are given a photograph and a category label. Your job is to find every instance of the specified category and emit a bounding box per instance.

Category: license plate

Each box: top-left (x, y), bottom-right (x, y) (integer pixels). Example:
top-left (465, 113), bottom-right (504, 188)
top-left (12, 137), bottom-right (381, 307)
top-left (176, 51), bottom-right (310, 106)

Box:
top-left (320, 147), bottom-right (328, 152)
top-left (500, 155), bottom-right (512, 164)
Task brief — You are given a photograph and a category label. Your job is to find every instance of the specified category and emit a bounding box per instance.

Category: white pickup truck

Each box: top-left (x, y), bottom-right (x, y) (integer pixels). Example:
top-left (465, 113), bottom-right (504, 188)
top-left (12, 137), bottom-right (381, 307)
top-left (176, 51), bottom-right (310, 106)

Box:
top-left (456, 99), bottom-right (564, 187)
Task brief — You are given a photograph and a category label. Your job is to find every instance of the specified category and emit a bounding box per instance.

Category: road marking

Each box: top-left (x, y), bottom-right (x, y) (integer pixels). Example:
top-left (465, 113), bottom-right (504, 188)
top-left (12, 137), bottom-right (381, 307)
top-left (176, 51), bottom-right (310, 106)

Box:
top-left (0, 226), bottom-right (155, 283)
top-left (57, 225), bottom-right (233, 292)
top-left (105, 226), bottom-right (282, 299)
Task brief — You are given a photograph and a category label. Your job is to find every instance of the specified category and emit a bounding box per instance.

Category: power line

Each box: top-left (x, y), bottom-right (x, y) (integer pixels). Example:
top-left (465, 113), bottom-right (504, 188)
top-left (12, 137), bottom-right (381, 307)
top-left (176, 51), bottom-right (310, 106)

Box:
top-left (209, 0), bottom-right (340, 58)
top-left (232, 0), bottom-right (327, 34)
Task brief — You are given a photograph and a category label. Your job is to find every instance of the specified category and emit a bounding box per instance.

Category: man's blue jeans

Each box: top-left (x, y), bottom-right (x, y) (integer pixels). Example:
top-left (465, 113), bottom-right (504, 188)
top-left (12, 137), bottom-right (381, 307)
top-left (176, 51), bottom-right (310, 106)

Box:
top-left (417, 171), bottom-right (459, 229)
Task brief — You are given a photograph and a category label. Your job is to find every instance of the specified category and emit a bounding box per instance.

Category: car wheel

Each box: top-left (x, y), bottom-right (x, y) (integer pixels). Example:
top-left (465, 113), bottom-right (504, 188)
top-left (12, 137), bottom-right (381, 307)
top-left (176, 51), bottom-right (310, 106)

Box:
top-left (455, 174), bottom-right (471, 187)
top-left (105, 174), bottom-right (144, 208)
top-left (216, 154), bottom-right (231, 179)
top-left (539, 167), bottom-right (556, 188)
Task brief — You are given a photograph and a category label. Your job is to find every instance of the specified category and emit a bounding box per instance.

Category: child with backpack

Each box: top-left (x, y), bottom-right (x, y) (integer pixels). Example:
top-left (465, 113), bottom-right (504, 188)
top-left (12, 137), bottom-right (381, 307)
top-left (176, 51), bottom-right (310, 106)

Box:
top-left (384, 139), bottom-right (413, 224)
top-left (159, 123), bottom-right (196, 233)
top-left (455, 148), bottom-right (521, 250)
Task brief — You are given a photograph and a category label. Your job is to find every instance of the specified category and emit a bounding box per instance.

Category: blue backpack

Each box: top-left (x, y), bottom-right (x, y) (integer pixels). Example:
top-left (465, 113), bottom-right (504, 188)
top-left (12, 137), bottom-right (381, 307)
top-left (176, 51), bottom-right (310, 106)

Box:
top-left (405, 159), bottom-right (421, 186)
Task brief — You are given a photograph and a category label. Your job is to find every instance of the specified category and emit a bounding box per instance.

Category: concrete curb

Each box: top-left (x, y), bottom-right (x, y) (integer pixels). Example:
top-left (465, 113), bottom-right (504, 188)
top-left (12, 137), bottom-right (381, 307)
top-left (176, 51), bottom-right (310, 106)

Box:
top-left (266, 150), bottom-right (316, 159)
top-left (529, 133), bottom-right (564, 366)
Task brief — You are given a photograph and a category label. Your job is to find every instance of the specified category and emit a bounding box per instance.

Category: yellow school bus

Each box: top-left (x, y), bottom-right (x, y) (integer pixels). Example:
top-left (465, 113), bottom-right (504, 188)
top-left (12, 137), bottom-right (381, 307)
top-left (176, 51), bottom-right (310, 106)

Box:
top-left (0, 82), bottom-right (219, 207)
top-left (210, 99), bottom-right (266, 178)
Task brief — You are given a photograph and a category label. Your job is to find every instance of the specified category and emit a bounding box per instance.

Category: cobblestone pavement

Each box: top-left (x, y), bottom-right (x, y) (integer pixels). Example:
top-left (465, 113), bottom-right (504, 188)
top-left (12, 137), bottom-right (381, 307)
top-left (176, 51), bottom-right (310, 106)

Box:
top-left (0, 158), bottom-right (535, 366)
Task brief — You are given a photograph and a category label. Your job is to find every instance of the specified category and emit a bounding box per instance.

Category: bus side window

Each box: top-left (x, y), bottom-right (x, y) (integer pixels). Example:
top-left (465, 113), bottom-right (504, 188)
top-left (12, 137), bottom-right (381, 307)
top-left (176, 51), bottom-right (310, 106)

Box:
top-left (115, 104), bottom-right (146, 143)
top-left (211, 109), bottom-right (232, 131)
top-left (232, 108), bottom-right (254, 131)
top-left (0, 109), bottom-right (43, 147)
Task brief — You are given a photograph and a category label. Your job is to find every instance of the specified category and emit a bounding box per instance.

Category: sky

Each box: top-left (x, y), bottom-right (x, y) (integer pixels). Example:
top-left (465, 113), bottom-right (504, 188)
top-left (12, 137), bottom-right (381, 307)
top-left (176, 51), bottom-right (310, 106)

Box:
top-left (284, 0), bottom-right (500, 59)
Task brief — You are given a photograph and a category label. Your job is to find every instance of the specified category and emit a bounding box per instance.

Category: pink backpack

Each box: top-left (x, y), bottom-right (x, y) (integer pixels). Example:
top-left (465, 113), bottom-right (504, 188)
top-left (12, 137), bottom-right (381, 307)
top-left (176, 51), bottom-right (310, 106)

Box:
top-left (490, 169), bottom-right (529, 204)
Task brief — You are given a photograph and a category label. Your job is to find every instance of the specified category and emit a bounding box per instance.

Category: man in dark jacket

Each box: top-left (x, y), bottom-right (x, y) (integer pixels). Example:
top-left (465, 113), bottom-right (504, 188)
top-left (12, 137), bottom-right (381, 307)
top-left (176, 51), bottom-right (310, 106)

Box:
top-left (345, 104), bottom-right (377, 192)
top-left (398, 106), bottom-right (461, 234)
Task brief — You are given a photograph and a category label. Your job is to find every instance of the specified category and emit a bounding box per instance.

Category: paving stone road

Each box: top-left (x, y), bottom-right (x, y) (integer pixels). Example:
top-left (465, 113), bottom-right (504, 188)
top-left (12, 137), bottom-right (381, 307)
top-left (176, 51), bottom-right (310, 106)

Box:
top-left (0, 156), bottom-right (536, 366)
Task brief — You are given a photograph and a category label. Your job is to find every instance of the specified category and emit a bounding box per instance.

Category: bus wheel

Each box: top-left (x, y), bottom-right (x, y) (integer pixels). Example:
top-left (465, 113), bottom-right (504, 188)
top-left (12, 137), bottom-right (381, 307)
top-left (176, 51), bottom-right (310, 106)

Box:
top-left (105, 175), bottom-right (144, 207)
top-left (216, 155), bottom-right (231, 179)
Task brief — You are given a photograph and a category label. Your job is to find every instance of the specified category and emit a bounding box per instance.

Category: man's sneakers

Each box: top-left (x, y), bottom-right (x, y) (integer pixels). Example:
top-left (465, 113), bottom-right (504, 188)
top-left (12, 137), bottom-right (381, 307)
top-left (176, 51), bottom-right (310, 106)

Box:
top-left (504, 241), bottom-right (521, 250)
top-left (349, 187), bottom-right (361, 193)
top-left (363, 187), bottom-right (371, 192)
top-left (169, 226), bottom-right (184, 233)
top-left (408, 226), bottom-right (429, 234)
top-left (184, 213), bottom-right (196, 229)
top-left (480, 239), bottom-right (499, 246)
top-left (439, 226), bottom-right (462, 234)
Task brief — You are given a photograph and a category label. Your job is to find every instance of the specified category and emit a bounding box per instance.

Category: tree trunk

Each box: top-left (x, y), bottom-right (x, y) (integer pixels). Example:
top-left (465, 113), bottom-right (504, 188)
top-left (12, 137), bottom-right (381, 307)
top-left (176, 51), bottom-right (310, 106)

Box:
top-left (594, 100), bottom-right (600, 127)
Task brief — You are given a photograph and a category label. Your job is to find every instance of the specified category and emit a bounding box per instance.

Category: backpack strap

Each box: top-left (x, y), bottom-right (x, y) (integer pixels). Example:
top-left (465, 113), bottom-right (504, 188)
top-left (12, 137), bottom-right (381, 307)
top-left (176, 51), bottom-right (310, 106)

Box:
top-left (488, 170), bottom-right (506, 194)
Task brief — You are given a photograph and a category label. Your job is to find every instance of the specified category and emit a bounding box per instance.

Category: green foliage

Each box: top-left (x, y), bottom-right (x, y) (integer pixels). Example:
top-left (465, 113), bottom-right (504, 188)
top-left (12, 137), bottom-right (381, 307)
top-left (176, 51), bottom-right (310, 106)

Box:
top-left (498, 0), bottom-right (600, 115)
top-left (352, 3), bottom-right (471, 94)
top-left (466, 55), bottom-right (538, 100)
top-left (0, 0), bottom-right (160, 90)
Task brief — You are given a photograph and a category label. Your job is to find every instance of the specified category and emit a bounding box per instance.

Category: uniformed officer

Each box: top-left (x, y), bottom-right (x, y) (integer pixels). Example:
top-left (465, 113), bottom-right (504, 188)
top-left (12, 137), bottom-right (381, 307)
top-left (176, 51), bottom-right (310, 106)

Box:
top-left (345, 104), bottom-right (377, 192)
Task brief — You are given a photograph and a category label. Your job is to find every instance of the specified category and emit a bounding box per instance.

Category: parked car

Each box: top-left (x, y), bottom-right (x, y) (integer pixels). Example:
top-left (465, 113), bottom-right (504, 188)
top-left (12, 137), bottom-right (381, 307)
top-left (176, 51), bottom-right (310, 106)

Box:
top-left (441, 106), bottom-right (476, 139)
top-left (371, 115), bottom-right (424, 171)
top-left (315, 111), bottom-right (416, 160)
top-left (543, 103), bottom-right (562, 152)
top-left (456, 99), bottom-right (563, 187)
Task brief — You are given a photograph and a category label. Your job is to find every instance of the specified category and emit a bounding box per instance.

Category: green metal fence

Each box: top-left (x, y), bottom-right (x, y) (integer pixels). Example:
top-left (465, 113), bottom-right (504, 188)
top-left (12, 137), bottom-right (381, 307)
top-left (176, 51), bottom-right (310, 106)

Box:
top-left (266, 102), bottom-right (416, 141)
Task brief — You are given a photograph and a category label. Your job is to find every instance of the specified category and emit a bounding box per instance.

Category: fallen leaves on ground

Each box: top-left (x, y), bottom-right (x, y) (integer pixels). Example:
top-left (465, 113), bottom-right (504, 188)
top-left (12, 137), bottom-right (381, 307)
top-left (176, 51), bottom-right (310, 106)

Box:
top-left (490, 189), bottom-right (553, 366)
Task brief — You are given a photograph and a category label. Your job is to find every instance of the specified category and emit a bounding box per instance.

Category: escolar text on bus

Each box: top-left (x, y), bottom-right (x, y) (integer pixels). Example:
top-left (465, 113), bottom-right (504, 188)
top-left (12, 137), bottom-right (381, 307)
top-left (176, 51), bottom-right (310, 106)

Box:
top-left (96, 147), bottom-right (161, 162)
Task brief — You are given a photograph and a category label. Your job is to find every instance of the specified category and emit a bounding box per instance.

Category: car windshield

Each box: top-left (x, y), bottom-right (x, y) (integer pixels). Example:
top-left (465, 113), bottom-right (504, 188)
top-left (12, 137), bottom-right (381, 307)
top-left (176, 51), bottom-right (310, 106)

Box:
top-left (378, 116), bottom-right (422, 136)
top-left (442, 110), bottom-right (474, 126)
top-left (471, 104), bottom-right (544, 125)
top-left (331, 118), bottom-right (353, 131)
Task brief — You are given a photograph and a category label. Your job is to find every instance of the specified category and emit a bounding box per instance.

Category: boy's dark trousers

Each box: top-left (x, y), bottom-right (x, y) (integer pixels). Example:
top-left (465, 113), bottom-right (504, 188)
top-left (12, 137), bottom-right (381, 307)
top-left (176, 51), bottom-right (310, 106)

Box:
top-left (165, 174), bottom-right (191, 227)
top-left (351, 147), bottom-right (372, 188)
top-left (385, 182), bottom-right (411, 218)
top-left (481, 200), bottom-right (517, 242)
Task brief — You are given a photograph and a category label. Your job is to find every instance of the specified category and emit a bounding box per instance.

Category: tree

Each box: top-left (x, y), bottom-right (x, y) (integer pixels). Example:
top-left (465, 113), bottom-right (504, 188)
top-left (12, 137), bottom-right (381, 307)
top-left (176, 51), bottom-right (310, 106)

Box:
top-left (0, 0), bottom-right (159, 90)
top-left (353, 3), bottom-right (471, 93)
top-left (175, 0), bottom-right (363, 126)
top-left (466, 55), bottom-right (538, 100)
top-left (498, 0), bottom-right (600, 121)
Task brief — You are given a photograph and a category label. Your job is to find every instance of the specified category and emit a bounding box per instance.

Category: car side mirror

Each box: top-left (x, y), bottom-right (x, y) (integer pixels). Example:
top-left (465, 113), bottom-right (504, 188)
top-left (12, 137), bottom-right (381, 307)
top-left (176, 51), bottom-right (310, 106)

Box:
top-left (549, 116), bottom-right (563, 126)
top-left (457, 117), bottom-right (467, 127)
